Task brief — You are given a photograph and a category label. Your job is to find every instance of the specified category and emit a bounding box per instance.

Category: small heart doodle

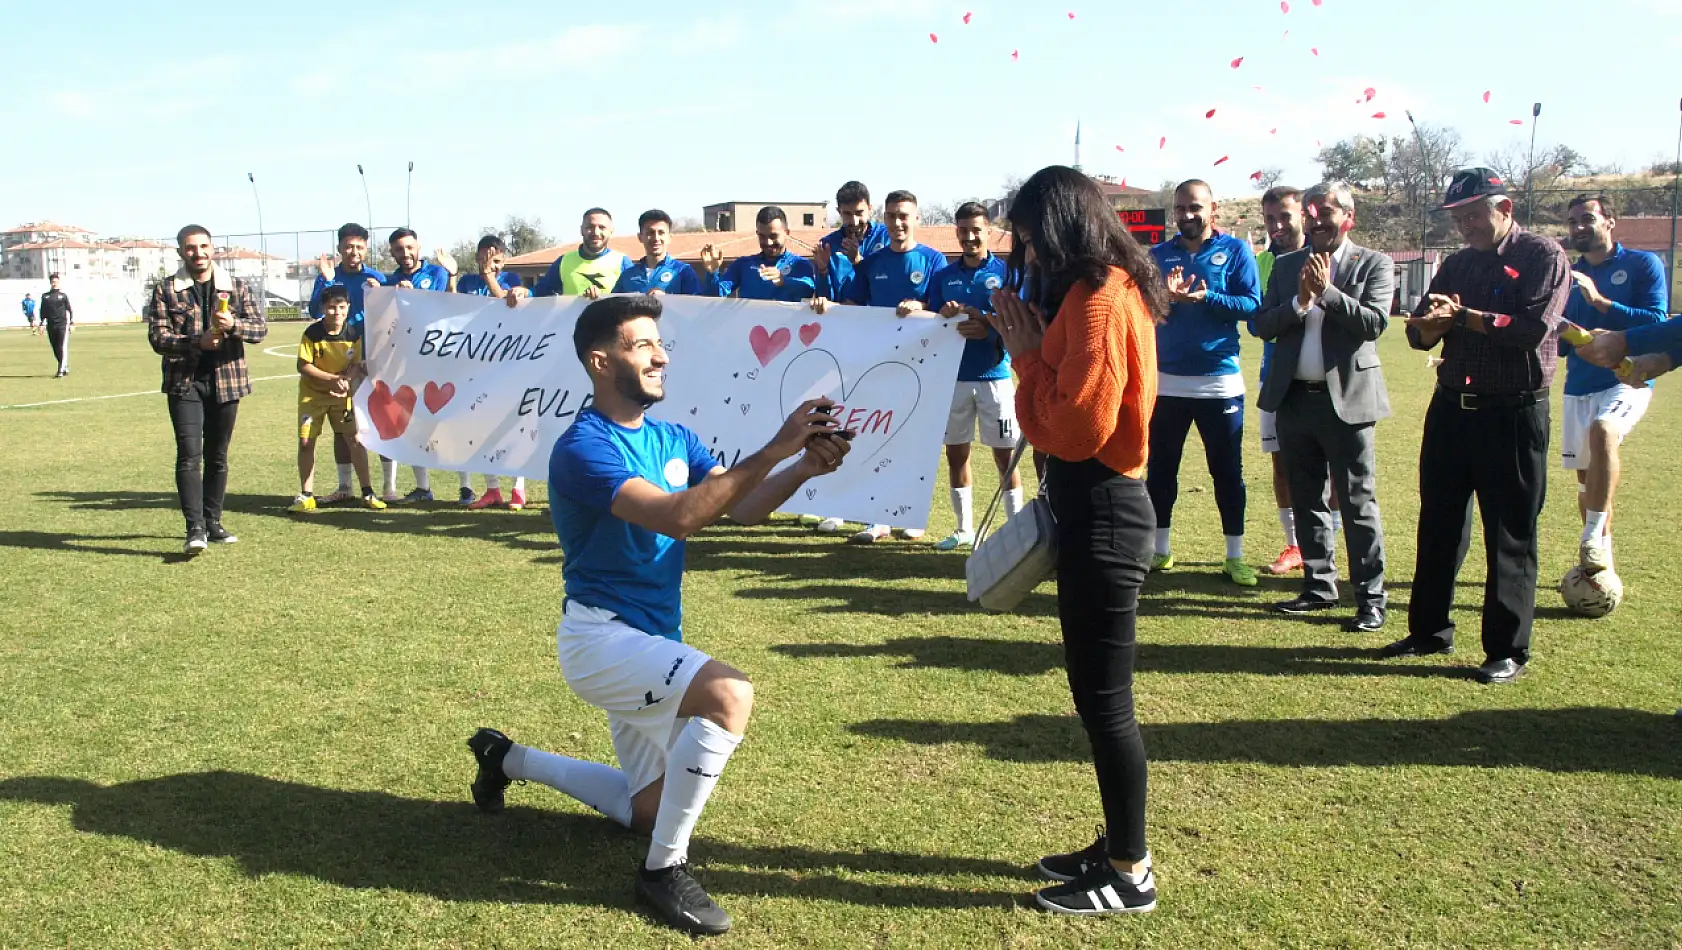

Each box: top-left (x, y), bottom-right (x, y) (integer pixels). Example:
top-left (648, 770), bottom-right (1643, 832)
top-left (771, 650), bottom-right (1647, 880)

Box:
top-left (740, 404), bottom-right (750, 415)
top-left (746, 369), bottom-right (759, 381)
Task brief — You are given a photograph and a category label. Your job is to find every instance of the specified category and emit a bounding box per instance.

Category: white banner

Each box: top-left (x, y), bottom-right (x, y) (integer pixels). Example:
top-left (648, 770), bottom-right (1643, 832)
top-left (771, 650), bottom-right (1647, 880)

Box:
top-left (355, 288), bottom-right (967, 528)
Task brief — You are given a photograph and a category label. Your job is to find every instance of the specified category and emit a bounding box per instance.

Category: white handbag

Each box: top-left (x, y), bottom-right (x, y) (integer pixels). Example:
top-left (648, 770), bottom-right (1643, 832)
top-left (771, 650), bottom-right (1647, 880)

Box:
top-left (965, 438), bottom-right (1058, 612)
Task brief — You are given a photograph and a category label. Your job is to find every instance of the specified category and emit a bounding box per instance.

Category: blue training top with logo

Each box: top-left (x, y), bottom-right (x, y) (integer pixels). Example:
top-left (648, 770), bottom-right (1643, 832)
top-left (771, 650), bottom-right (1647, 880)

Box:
top-left (455, 272), bottom-right (523, 295)
top-left (708, 251), bottom-right (816, 302)
top-left (846, 244), bottom-right (947, 308)
top-left (819, 221), bottom-right (891, 301)
top-left (308, 265), bottom-right (389, 338)
top-left (1149, 232), bottom-right (1261, 377)
top-left (385, 262), bottom-right (452, 292)
top-left (615, 256), bottom-right (704, 296)
top-left (925, 254), bottom-right (1012, 382)
top-left (549, 408), bottom-right (720, 641)
top-left (1561, 243), bottom-right (1669, 396)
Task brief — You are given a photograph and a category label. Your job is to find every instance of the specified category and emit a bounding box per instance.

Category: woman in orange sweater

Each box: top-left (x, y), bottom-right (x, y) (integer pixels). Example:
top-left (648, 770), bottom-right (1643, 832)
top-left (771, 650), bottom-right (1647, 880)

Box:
top-left (985, 165), bottom-right (1167, 916)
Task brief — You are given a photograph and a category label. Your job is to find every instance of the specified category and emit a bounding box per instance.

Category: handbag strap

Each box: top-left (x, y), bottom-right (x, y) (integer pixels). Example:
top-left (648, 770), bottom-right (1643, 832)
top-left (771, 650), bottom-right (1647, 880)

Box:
top-left (973, 437), bottom-right (1033, 549)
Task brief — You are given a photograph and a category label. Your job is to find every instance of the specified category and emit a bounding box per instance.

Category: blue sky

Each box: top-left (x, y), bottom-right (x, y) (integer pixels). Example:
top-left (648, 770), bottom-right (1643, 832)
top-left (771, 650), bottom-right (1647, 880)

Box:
top-left (2, 0), bottom-right (1678, 251)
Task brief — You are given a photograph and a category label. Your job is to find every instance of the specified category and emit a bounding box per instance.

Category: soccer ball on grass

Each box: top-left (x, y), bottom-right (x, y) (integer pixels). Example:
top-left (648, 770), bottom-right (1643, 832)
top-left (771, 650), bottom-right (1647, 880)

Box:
top-left (1559, 565), bottom-right (1623, 618)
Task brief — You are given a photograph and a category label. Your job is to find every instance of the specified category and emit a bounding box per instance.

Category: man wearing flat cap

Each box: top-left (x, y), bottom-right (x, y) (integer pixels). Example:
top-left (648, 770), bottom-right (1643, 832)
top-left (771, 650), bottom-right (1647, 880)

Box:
top-left (1385, 168), bottom-right (1571, 684)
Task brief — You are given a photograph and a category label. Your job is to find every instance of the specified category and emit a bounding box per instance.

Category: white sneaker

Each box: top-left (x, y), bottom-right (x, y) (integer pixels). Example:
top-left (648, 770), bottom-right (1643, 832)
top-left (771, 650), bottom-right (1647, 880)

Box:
top-left (815, 517), bottom-right (846, 534)
top-left (850, 524), bottom-right (892, 544)
top-left (934, 531), bottom-right (975, 552)
top-left (1580, 535), bottom-right (1613, 574)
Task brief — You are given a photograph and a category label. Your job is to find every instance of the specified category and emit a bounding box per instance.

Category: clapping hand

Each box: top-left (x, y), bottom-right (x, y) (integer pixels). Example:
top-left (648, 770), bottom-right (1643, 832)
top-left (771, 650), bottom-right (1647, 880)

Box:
top-left (1165, 267), bottom-right (1207, 304)
top-left (699, 244), bottom-right (724, 275)
top-left (984, 290), bottom-right (1045, 357)
top-left (1300, 252), bottom-right (1331, 301)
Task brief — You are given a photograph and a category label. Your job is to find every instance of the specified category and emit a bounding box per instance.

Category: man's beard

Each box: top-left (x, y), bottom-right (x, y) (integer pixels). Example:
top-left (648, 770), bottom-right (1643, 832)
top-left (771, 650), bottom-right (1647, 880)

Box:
top-left (1572, 233), bottom-right (1606, 253)
top-left (615, 366), bottom-right (663, 409)
top-left (1177, 220), bottom-right (1206, 238)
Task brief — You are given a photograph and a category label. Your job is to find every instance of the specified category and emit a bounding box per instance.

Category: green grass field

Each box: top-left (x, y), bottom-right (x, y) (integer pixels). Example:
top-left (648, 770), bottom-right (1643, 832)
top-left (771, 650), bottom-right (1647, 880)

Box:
top-left (1, 323), bottom-right (1678, 949)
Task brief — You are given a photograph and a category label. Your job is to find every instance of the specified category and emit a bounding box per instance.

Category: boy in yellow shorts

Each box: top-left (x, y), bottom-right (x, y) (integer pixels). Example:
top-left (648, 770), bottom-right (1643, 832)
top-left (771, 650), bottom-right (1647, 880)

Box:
top-left (292, 286), bottom-right (385, 511)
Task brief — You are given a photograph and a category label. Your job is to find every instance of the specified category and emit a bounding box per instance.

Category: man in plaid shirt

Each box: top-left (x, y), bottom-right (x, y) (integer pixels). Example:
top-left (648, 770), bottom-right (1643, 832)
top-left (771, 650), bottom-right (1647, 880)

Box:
top-left (146, 224), bottom-right (269, 556)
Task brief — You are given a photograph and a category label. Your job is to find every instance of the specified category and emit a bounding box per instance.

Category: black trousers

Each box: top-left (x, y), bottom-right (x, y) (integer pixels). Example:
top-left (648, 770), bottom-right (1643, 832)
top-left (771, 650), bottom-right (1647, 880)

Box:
top-left (45, 321), bottom-right (68, 372)
top-left (1407, 390), bottom-right (1548, 663)
top-left (1046, 456), bottom-right (1155, 862)
top-left (167, 377), bottom-right (240, 532)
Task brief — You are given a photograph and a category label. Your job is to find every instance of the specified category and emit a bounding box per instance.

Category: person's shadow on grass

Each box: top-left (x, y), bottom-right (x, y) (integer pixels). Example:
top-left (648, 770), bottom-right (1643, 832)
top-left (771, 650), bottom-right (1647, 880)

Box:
top-left (0, 771), bottom-right (1025, 913)
top-left (846, 707), bottom-right (1682, 777)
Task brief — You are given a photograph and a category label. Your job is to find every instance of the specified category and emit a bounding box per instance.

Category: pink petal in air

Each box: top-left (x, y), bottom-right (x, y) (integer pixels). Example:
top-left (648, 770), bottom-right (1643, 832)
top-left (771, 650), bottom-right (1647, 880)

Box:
top-left (1503, 266), bottom-right (1520, 279)
top-left (1281, 1), bottom-right (1290, 11)
top-left (1363, 86), bottom-right (1376, 101)
top-left (929, 33), bottom-right (939, 43)
top-left (1509, 119), bottom-right (1524, 125)
top-left (1371, 111), bottom-right (1387, 119)
top-left (1482, 90), bottom-right (1491, 103)
top-left (1311, 47), bottom-right (1319, 56)
top-left (1491, 314), bottom-right (1512, 328)
top-left (1205, 108), bottom-right (1217, 118)
top-left (1213, 155), bottom-right (1230, 166)
top-left (963, 11), bottom-right (972, 23)
top-left (1231, 56), bottom-right (1244, 68)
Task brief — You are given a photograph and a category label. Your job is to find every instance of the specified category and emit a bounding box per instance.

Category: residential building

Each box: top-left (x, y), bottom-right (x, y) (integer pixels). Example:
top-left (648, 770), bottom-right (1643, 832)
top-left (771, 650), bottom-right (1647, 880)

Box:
top-left (701, 200), bottom-right (829, 233)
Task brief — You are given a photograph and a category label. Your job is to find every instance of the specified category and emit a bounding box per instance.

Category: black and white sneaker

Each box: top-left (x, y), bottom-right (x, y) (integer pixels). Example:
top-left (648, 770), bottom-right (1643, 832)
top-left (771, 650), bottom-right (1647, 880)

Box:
top-left (466, 727), bottom-right (513, 813)
top-left (1037, 827), bottom-right (1108, 882)
top-left (206, 523), bottom-right (238, 544)
top-left (1035, 860), bottom-right (1157, 916)
top-left (184, 530), bottom-right (208, 556)
top-left (636, 862), bottom-right (732, 936)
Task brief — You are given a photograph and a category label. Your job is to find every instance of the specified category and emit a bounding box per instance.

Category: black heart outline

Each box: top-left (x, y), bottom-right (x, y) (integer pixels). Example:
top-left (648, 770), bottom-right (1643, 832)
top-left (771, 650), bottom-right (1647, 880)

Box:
top-left (778, 348), bottom-right (921, 466)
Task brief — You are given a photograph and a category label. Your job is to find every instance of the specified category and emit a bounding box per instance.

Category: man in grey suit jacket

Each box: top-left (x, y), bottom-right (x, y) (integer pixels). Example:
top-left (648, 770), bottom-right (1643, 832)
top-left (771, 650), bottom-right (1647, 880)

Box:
top-left (1252, 182), bottom-right (1395, 632)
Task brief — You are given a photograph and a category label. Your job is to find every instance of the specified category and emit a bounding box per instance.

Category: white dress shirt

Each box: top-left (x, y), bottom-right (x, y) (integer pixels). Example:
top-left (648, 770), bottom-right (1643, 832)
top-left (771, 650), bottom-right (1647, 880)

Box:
top-left (1293, 240), bottom-right (1354, 382)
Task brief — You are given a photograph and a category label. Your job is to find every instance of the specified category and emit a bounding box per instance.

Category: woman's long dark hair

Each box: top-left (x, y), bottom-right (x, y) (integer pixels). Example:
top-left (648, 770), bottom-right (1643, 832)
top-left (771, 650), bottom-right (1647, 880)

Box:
top-left (1005, 165), bottom-right (1168, 322)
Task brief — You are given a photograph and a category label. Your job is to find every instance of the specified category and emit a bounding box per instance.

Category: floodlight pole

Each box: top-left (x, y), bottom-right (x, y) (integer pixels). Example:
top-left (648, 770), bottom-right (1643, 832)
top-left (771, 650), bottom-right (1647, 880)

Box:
top-left (1524, 102), bottom-right (1542, 228)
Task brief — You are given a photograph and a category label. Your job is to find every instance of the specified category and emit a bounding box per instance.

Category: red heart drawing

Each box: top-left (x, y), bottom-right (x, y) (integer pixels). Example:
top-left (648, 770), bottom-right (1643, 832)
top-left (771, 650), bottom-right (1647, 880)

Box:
top-left (799, 322), bottom-right (822, 347)
top-left (424, 380), bottom-right (455, 414)
top-left (749, 326), bottom-right (792, 366)
top-left (368, 381), bottom-right (417, 440)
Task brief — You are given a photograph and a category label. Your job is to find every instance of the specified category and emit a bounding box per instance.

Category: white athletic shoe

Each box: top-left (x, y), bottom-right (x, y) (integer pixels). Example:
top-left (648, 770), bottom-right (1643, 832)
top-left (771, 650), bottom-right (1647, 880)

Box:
top-left (815, 517), bottom-right (846, 534)
top-left (1580, 535), bottom-right (1613, 574)
top-left (895, 528), bottom-right (925, 541)
top-left (850, 525), bottom-right (892, 544)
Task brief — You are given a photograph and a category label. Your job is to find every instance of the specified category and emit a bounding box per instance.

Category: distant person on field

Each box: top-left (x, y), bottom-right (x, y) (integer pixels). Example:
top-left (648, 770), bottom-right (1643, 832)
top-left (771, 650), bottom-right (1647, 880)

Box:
top-left (144, 225), bottom-right (268, 556)
top-left (290, 286), bottom-right (384, 513)
top-left (379, 227), bottom-right (468, 506)
top-left (309, 223), bottom-right (387, 504)
top-left (922, 201), bottom-right (1024, 551)
top-left (1556, 194), bottom-right (1668, 576)
top-left (464, 294), bottom-right (850, 937)
top-left (616, 210), bottom-right (703, 296)
top-left (40, 274), bottom-right (74, 378)
top-left (457, 235), bottom-right (530, 511)
top-left (21, 293), bottom-right (36, 333)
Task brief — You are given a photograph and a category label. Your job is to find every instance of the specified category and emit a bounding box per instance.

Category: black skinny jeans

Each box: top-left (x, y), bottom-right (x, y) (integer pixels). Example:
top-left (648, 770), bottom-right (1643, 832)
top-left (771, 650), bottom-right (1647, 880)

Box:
top-left (167, 377), bottom-right (240, 532)
top-left (1046, 455), bottom-right (1155, 863)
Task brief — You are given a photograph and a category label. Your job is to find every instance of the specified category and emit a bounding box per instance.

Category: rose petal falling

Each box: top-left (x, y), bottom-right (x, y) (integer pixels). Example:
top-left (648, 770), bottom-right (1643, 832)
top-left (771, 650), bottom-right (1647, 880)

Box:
top-left (963, 11), bottom-right (972, 23)
top-left (1503, 266), bottom-right (1520, 280)
top-left (1509, 118), bottom-right (1524, 125)
top-left (1311, 47), bottom-right (1319, 56)
top-left (1491, 314), bottom-right (1512, 328)
top-left (1159, 136), bottom-right (1167, 149)
top-left (1205, 108), bottom-right (1217, 118)
top-left (1011, 49), bottom-right (1019, 60)
top-left (1231, 56), bottom-right (1244, 68)
top-left (1115, 145), bottom-right (1125, 152)
top-left (1067, 11), bottom-right (1075, 18)
top-left (1482, 90), bottom-right (1491, 103)
top-left (1213, 155), bottom-right (1230, 166)
top-left (1281, 0), bottom-right (1290, 11)
top-left (1250, 170), bottom-right (1264, 181)
top-left (1372, 111), bottom-right (1387, 119)
top-left (1269, 127), bottom-right (1278, 134)
top-left (929, 32), bottom-right (939, 42)
top-left (1305, 204), bottom-right (1320, 219)
top-left (1363, 86), bottom-right (1376, 101)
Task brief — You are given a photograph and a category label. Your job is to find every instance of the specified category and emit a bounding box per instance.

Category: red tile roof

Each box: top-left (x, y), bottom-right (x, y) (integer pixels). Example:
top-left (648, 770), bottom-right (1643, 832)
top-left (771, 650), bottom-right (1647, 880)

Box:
top-left (505, 227), bottom-right (1014, 270)
top-left (2, 220), bottom-right (94, 235)
top-left (4, 238), bottom-right (113, 252)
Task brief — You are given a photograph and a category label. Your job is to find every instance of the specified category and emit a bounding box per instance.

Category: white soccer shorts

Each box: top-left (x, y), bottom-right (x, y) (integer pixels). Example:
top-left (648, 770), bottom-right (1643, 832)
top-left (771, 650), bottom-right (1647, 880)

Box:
top-left (555, 601), bottom-right (710, 795)
top-left (1259, 408), bottom-right (1280, 454)
top-left (1562, 385), bottom-right (1651, 471)
top-left (945, 378), bottom-right (1018, 449)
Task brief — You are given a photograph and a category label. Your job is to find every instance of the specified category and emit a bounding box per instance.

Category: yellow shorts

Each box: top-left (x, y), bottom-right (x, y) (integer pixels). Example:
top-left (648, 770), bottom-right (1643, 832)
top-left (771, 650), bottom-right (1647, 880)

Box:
top-left (299, 398), bottom-right (355, 441)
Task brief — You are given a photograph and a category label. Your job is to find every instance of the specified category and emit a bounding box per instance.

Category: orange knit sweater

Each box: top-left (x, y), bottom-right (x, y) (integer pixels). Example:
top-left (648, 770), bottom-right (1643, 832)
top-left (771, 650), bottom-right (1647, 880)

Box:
top-left (1012, 267), bottom-right (1158, 478)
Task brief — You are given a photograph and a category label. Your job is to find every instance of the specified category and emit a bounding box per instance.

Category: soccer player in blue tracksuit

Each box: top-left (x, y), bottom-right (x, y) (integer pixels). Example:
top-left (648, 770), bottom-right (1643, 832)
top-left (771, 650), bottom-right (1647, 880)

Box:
top-left (308, 223), bottom-right (387, 502)
top-left (923, 201), bottom-right (1023, 552)
top-left (699, 206), bottom-right (817, 302)
top-left (382, 227), bottom-right (467, 505)
top-left (813, 180), bottom-right (891, 302)
top-left (616, 210), bottom-right (703, 296)
top-left (1556, 194), bottom-right (1668, 575)
top-left (1148, 179), bottom-right (1263, 586)
top-left (811, 189), bottom-right (947, 544)
top-left (457, 235), bottom-right (529, 511)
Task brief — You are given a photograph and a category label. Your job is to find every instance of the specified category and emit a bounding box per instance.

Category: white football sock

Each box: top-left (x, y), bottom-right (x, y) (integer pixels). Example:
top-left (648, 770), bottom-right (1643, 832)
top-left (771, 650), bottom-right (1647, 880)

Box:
top-left (380, 456), bottom-right (399, 495)
top-left (512, 476), bottom-right (526, 493)
top-left (1225, 535), bottom-right (1244, 560)
top-left (646, 717), bottom-right (742, 870)
top-left (503, 743), bottom-right (632, 828)
top-left (1003, 488), bottom-right (1025, 520)
top-left (485, 474), bottom-right (501, 492)
top-left (412, 466), bottom-right (431, 492)
top-left (951, 487), bottom-right (973, 534)
top-left (1277, 507), bottom-right (1297, 547)
top-left (1154, 528), bottom-right (1171, 556)
top-left (458, 471), bottom-right (473, 491)
top-left (336, 463), bottom-right (353, 493)
top-left (1583, 510), bottom-right (1609, 543)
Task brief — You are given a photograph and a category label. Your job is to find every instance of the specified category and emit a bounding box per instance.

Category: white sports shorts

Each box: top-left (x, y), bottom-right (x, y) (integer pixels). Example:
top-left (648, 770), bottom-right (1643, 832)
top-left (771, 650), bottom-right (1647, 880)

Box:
top-left (1562, 385), bottom-right (1651, 471)
top-left (945, 378), bottom-right (1018, 449)
top-left (1259, 408), bottom-right (1280, 454)
top-left (555, 601), bottom-right (709, 795)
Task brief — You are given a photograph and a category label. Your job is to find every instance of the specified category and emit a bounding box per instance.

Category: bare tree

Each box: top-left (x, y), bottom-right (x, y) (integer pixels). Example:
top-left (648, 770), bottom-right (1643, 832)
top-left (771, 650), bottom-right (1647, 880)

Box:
top-left (672, 216), bottom-right (707, 233)
top-left (1252, 167), bottom-right (1286, 192)
top-left (921, 202), bottom-right (957, 226)
top-left (1315, 123), bottom-right (1469, 248)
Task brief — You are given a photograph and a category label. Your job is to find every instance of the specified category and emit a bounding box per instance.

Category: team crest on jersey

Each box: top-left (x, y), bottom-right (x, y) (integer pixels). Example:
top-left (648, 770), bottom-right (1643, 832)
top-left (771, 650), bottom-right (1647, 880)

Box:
top-left (778, 263), bottom-right (791, 276)
top-left (1610, 270), bottom-right (1629, 286)
top-left (418, 278), bottom-right (432, 289)
top-left (910, 271), bottom-right (926, 284)
top-left (659, 271), bottom-right (672, 283)
top-left (983, 275), bottom-right (1003, 290)
top-left (664, 458), bottom-right (688, 488)
top-left (1210, 251), bottom-right (1229, 266)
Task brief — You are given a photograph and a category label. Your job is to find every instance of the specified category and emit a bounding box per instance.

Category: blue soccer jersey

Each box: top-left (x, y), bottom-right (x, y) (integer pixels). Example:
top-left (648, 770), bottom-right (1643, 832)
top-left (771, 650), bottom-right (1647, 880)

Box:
top-left (455, 272), bottom-right (523, 295)
top-left (1149, 232), bottom-right (1261, 378)
top-left (707, 251), bottom-right (817, 302)
top-left (1562, 243), bottom-right (1668, 395)
top-left (615, 256), bottom-right (704, 295)
top-left (549, 408), bottom-right (720, 641)
top-left (846, 243), bottom-right (947, 308)
top-left (385, 262), bottom-right (452, 292)
top-left (819, 221), bottom-right (891, 301)
top-left (309, 265), bottom-right (389, 338)
top-left (925, 254), bottom-right (1011, 381)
